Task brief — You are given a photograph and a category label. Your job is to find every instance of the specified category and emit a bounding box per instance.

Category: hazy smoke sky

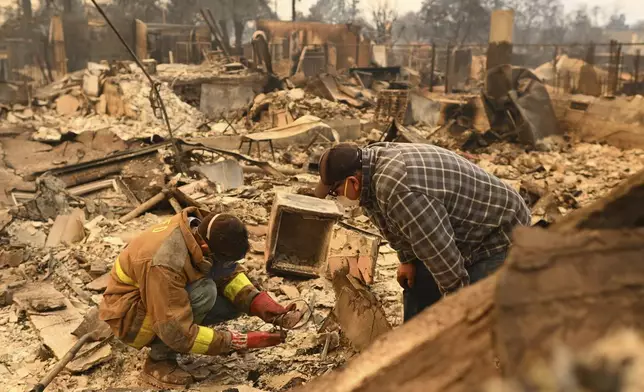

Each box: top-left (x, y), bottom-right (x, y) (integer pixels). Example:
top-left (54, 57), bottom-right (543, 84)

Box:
top-left (275, 0), bottom-right (644, 24)
top-left (1, 0), bottom-right (643, 26)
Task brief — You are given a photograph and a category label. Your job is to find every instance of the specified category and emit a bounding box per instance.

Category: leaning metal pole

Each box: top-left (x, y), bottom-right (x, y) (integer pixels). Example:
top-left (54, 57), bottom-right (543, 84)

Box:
top-left (89, 0), bottom-right (185, 173)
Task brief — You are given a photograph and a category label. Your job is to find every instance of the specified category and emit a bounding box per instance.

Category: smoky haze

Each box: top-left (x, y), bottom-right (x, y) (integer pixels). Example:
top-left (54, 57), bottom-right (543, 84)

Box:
top-left (1, 0), bottom-right (644, 45)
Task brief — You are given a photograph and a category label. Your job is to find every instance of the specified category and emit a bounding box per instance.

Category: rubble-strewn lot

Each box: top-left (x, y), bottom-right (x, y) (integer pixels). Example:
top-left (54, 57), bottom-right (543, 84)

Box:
top-left (1, 58), bottom-right (644, 392)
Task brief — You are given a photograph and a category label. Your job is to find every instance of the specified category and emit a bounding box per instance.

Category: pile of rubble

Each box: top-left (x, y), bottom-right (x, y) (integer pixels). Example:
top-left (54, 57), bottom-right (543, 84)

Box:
top-left (1, 64), bottom-right (385, 144)
top-left (2, 62), bottom-right (209, 141)
top-left (1, 123), bottom-right (642, 391)
top-left (251, 88), bottom-right (371, 128)
top-left (2, 49), bottom-right (644, 392)
top-left (443, 138), bottom-right (644, 224)
top-left (0, 164), bottom-right (405, 392)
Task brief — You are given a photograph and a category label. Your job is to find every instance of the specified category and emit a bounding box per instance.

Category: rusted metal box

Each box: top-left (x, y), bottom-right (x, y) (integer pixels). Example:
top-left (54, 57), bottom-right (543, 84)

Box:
top-left (265, 193), bottom-right (343, 278)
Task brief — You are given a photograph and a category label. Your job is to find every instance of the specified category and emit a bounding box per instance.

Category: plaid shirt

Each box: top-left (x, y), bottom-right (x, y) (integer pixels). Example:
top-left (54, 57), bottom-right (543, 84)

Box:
top-left (360, 143), bottom-right (530, 293)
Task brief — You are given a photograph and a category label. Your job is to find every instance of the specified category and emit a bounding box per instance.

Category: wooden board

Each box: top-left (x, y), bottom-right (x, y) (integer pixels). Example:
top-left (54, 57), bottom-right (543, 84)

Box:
top-left (495, 226), bottom-right (644, 376)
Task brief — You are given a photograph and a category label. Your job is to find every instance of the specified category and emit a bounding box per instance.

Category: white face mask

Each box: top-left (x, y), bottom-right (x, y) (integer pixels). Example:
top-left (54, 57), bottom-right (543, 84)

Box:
top-left (336, 195), bottom-right (360, 208)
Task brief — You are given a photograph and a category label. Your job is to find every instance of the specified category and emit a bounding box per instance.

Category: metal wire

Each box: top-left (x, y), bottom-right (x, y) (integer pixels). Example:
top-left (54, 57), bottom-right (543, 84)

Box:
top-left (89, 0), bottom-right (185, 173)
top-left (272, 298), bottom-right (315, 332)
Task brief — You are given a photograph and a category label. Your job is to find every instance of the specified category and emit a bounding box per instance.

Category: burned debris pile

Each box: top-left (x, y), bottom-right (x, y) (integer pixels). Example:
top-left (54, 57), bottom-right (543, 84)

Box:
top-left (1, 6), bottom-right (644, 392)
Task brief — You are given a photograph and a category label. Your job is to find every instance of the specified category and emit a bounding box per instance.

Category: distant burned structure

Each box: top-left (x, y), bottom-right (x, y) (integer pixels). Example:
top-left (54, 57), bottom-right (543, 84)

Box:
top-left (0, 5), bottom-right (213, 86)
top-left (253, 20), bottom-right (372, 77)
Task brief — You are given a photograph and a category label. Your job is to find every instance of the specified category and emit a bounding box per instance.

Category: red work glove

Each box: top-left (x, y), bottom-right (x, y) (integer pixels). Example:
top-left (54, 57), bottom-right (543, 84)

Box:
top-left (397, 263), bottom-right (416, 289)
top-left (250, 291), bottom-right (302, 328)
top-left (230, 331), bottom-right (286, 350)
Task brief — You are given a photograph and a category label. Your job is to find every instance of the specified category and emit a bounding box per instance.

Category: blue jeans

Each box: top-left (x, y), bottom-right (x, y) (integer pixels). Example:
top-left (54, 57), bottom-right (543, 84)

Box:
top-left (402, 252), bottom-right (506, 322)
top-left (149, 278), bottom-right (240, 360)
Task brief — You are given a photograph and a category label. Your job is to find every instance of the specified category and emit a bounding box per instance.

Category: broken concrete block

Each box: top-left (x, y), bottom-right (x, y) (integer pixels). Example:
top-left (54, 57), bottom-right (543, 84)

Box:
top-left (266, 193), bottom-right (343, 278)
top-left (55, 94), bottom-right (81, 116)
top-left (30, 297), bottom-right (67, 312)
top-left (6, 112), bottom-right (18, 123)
top-left (247, 224), bottom-right (268, 238)
top-left (85, 272), bottom-right (111, 292)
top-left (10, 174), bottom-right (72, 222)
top-left (87, 61), bottom-right (110, 73)
top-left (8, 221), bottom-right (46, 248)
top-left (249, 239), bottom-right (264, 254)
top-left (254, 93), bottom-right (267, 105)
top-left (12, 108), bottom-right (33, 120)
top-left (367, 128), bottom-right (383, 142)
top-left (32, 127), bottom-right (62, 142)
top-left (13, 284), bottom-right (112, 372)
top-left (82, 73), bottom-right (101, 97)
top-left (96, 94), bottom-right (107, 114)
top-left (0, 249), bottom-right (25, 268)
top-left (45, 208), bottom-right (86, 247)
top-left (0, 285), bottom-right (13, 307)
top-left (280, 285), bottom-right (300, 300)
top-left (288, 88), bottom-right (306, 101)
top-left (193, 160), bottom-right (244, 192)
top-left (90, 260), bottom-right (108, 276)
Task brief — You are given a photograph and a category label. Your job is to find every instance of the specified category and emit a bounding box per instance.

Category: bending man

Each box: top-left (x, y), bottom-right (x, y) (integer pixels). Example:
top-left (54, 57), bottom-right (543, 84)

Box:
top-left (314, 143), bottom-right (530, 321)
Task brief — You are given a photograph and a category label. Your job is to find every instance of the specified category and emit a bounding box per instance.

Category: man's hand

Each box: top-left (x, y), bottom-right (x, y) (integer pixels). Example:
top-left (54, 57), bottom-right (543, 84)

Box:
top-left (397, 263), bottom-right (416, 289)
top-left (250, 292), bottom-right (303, 328)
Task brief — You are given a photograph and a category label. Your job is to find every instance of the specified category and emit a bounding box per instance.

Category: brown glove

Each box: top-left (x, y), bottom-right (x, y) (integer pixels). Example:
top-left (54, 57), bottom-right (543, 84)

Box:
top-left (250, 291), bottom-right (303, 328)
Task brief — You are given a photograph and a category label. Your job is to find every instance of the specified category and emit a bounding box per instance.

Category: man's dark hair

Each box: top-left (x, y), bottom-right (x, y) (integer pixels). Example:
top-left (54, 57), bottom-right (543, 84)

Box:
top-left (197, 213), bottom-right (249, 262)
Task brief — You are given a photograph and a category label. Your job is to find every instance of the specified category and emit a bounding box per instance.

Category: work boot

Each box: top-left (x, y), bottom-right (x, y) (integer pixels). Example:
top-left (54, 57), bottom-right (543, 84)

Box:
top-left (141, 356), bottom-right (194, 389)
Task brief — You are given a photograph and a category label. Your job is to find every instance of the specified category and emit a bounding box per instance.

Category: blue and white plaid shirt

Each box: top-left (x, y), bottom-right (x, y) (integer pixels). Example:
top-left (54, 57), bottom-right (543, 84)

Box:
top-left (359, 143), bottom-right (530, 293)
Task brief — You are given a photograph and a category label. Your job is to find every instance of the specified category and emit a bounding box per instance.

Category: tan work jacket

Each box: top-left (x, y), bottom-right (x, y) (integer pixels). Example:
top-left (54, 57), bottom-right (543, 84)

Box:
top-left (99, 208), bottom-right (258, 355)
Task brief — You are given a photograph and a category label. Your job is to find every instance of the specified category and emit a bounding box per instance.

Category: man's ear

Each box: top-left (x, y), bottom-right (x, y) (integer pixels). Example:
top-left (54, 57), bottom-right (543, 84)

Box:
top-left (195, 234), bottom-right (210, 253)
top-left (349, 176), bottom-right (360, 192)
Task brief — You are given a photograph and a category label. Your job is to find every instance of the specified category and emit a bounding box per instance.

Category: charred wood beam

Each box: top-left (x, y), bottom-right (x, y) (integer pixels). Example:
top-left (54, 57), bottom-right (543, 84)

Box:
top-left (29, 142), bottom-right (167, 181)
top-left (179, 140), bottom-right (286, 179)
top-left (199, 9), bottom-right (230, 59)
top-left (26, 138), bottom-right (285, 194)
